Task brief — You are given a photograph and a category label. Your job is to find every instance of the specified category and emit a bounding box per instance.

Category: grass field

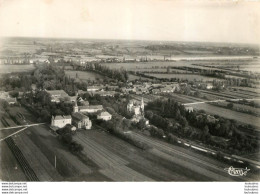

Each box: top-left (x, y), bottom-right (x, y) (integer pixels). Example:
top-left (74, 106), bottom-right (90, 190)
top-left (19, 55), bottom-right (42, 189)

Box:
top-left (190, 103), bottom-right (260, 128)
top-left (128, 74), bottom-right (154, 81)
top-left (161, 92), bottom-right (260, 127)
top-left (211, 101), bottom-right (260, 115)
top-left (65, 70), bottom-right (106, 81)
top-left (0, 64), bottom-right (35, 75)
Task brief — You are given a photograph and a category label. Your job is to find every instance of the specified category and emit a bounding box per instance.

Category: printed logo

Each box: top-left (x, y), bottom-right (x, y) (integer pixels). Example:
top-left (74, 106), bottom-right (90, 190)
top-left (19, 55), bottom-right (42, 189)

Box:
top-left (224, 166), bottom-right (250, 176)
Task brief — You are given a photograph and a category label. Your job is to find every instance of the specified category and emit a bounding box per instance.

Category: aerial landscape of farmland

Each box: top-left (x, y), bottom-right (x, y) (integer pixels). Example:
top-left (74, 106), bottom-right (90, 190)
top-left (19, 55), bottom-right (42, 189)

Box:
top-left (1, 0), bottom-right (260, 185)
top-left (0, 37), bottom-right (259, 183)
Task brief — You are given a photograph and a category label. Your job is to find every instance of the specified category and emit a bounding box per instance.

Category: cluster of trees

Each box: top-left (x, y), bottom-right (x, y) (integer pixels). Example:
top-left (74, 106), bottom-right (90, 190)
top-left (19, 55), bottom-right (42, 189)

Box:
top-left (87, 63), bottom-right (128, 82)
top-left (99, 118), bottom-right (150, 150)
top-left (145, 98), bottom-right (258, 154)
top-left (229, 99), bottom-right (260, 108)
top-left (80, 92), bottom-right (134, 119)
top-left (33, 65), bottom-right (89, 95)
top-left (0, 65), bottom-right (90, 96)
top-left (0, 73), bottom-right (36, 91)
top-left (21, 90), bottom-right (73, 123)
top-left (145, 44), bottom-right (260, 56)
top-left (57, 125), bottom-right (83, 153)
top-left (225, 77), bottom-right (255, 87)
top-left (209, 102), bottom-right (259, 117)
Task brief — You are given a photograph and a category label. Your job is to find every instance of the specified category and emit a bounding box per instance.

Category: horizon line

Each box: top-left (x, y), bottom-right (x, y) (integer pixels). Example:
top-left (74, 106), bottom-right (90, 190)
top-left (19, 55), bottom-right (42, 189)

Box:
top-left (1, 35), bottom-right (259, 47)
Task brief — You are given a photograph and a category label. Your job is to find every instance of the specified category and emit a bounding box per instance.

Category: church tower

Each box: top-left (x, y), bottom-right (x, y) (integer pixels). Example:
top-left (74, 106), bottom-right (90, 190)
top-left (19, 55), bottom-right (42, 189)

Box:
top-left (73, 101), bottom-right (79, 113)
top-left (51, 116), bottom-right (55, 126)
top-left (140, 97), bottom-right (144, 114)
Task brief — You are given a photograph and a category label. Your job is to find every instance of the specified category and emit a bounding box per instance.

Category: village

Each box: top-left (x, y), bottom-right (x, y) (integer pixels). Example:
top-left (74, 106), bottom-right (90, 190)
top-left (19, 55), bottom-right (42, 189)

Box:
top-left (0, 78), bottom-right (194, 132)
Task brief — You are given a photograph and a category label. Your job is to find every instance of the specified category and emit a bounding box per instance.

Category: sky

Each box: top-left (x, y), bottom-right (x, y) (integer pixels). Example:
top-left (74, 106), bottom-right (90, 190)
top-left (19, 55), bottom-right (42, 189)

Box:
top-left (0, 0), bottom-right (259, 44)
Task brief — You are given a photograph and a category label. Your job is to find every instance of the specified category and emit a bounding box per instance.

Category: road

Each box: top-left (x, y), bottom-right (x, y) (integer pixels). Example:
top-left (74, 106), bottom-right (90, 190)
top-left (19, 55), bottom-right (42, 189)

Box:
top-left (0, 123), bottom-right (45, 142)
top-left (130, 93), bottom-right (260, 106)
top-left (183, 98), bottom-right (260, 106)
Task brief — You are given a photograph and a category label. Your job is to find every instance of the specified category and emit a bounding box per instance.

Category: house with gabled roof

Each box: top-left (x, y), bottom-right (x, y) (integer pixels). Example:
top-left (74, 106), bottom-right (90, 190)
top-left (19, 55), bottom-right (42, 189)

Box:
top-left (72, 112), bottom-right (92, 129)
top-left (97, 111), bottom-right (112, 121)
top-left (51, 115), bottom-right (72, 129)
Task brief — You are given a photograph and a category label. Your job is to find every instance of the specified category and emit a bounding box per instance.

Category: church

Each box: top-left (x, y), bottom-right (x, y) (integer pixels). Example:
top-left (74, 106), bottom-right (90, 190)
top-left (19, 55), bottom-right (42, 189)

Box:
top-left (127, 98), bottom-right (149, 125)
top-left (127, 98), bottom-right (145, 116)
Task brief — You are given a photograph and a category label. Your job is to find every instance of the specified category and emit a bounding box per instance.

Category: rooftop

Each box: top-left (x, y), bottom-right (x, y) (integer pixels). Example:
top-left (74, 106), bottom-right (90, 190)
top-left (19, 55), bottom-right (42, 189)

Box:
top-left (53, 115), bottom-right (71, 120)
top-left (72, 112), bottom-right (89, 121)
top-left (98, 111), bottom-right (112, 117)
top-left (46, 90), bottom-right (68, 96)
top-left (79, 105), bottom-right (103, 110)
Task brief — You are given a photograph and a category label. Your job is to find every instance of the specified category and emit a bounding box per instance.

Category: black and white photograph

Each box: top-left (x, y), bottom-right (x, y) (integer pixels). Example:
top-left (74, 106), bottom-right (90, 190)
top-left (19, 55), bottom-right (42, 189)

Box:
top-left (0, 0), bottom-right (259, 189)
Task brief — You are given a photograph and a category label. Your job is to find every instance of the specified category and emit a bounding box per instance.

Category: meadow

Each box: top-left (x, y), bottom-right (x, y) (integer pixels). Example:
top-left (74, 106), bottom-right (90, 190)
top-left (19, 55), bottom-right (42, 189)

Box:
top-left (65, 70), bottom-right (106, 81)
top-left (0, 64), bottom-right (35, 75)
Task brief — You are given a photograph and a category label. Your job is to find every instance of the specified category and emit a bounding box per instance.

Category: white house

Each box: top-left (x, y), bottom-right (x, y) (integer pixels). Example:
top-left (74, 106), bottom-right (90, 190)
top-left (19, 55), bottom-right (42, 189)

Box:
top-left (5, 97), bottom-right (17, 105)
top-left (97, 111), bottom-right (112, 121)
top-left (0, 91), bottom-right (10, 99)
top-left (206, 83), bottom-right (213, 90)
top-left (185, 106), bottom-right (194, 113)
top-left (46, 90), bottom-right (69, 103)
top-left (87, 86), bottom-right (103, 92)
top-left (51, 115), bottom-right (72, 129)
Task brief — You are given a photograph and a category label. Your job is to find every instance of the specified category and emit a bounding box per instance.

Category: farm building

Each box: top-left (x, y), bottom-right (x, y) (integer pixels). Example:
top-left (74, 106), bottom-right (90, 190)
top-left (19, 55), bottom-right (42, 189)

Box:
top-left (51, 115), bottom-right (72, 129)
top-left (87, 86), bottom-right (103, 92)
top-left (89, 91), bottom-right (116, 97)
top-left (5, 97), bottom-right (17, 105)
top-left (73, 102), bottom-right (103, 113)
top-left (46, 90), bottom-right (69, 103)
top-left (121, 87), bottom-right (136, 94)
top-left (185, 106), bottom-right (194, 112)
top-left (72, 112), bottom-right (92, 129)
top-left (0, 91), bottom-right (10, 99)
top-left (97, 111), bottom-right (112, 121)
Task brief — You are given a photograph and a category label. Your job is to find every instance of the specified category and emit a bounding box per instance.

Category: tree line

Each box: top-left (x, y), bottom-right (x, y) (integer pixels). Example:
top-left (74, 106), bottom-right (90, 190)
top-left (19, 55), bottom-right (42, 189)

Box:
top-left (145, 98), bottom-right (258, 155)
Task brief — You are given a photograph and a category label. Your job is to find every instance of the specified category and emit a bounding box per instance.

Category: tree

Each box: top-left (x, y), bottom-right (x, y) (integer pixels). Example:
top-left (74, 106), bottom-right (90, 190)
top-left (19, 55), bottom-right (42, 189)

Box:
top-left (69, 142), bottom-right (83, 153)
top-left (2, 101), bottom-right (9, 112)
top-left (179, 116), bottom-right (188, 127)
top-left (61, 133), bottom-right (72, 144)
top-left (203, 125), bottom-right (209, 135)
top-left (136, 119), bottom-right (147, 129)
top-left (227, 102), bottom-right (234, 109)
top-left (9, 91), bottom-right (19, 98)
